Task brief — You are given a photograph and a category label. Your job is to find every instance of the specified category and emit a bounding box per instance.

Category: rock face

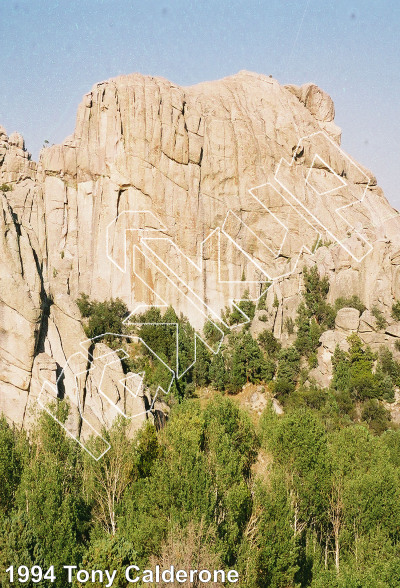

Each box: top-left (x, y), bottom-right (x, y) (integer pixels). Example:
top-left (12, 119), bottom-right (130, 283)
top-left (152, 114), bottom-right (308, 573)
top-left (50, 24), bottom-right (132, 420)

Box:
top-left (1, 70), bottom-right (400, 433)
top-left (335, 307), bottom-right (360, 331)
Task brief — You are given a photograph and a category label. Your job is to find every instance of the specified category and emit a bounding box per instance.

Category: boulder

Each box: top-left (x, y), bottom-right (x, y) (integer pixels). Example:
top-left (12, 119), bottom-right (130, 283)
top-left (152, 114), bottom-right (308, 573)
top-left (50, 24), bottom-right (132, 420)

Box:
top-left (335, 307), bottom-right (360, 331)
top-left (359, 310), bottom-right (378, 332)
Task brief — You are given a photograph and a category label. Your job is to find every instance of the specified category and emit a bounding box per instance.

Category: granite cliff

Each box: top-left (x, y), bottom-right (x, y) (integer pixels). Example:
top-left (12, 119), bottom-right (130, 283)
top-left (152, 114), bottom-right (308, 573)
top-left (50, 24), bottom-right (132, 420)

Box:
top-left (1, 71), bottom-right (400, 437)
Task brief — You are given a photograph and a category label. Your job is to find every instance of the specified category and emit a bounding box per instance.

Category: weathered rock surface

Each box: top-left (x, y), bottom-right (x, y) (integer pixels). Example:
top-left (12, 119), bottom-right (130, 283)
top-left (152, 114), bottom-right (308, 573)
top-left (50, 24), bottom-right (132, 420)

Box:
top-left (335, 307), bottom-right (360, 331)
top-left (309, 330), bottom-right (349, 388)
top-left (1, 70), bottom-right (400, 433)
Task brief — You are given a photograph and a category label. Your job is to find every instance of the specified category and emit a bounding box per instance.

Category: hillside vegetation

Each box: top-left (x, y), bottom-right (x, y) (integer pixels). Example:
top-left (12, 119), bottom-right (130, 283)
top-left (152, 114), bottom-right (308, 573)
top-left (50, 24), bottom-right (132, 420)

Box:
top-left (2, 269), bottom-right (400, 587)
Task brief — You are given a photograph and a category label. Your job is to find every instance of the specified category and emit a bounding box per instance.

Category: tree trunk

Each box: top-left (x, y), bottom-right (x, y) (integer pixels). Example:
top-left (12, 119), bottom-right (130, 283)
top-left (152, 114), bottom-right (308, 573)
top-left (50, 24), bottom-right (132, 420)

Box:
top-left (334, 530), bottom-right (340, 574)
top-left (324, 535), bottom-right (328, 570)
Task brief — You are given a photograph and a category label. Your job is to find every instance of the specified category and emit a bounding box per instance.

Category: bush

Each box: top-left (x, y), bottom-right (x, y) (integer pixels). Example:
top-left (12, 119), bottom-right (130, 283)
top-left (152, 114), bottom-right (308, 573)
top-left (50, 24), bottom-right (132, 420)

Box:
top-left (334, 388), bottom-right (355, 418)
top-left (372, 306), bottom-right (387, 330)
top-left (391, 301), bottom-right (400, 321)
top-left (0, 183), bottom-right (12, 192)
top-left (258, 329), bottom-right (281, 357)
top-left (294, 267), bottom-right (335, 361)
top-left (375, 372), bottom-right (395, 402)
top-left (203, 319), bottom-right (227, 346)
top-left (378, 347), bottom-right (400, 387)
top-left (334, 295), bottom-right (366, 314)
top-left (229, 290), bottom-right (256, 325)
top-left (227, 330), bottom-right (271, 393)
top-left (361, 399), bottom-right (391, 435)
top-left (273, 377), bottom-right (295, 397)
top-left (331, 335), bottom-right (394, 402)
top-left (275, 346), bottom-right (300, 395)
top-left (295, 304), bottom-right (322, 357)
top-left (285, 386), bottom-right (331, 412)
top-left (76, 296), bottom-right (128, 342)
top-left (308, 352), bottom-right (318, 369)
top-left (257, 284), bottom-right (271, 310)
top-left (303, 266), bottom-right (335, 327)
top-left (285, 316), bottom-right (295, 335)
top-left (76, 293), bottom-right (93, 317)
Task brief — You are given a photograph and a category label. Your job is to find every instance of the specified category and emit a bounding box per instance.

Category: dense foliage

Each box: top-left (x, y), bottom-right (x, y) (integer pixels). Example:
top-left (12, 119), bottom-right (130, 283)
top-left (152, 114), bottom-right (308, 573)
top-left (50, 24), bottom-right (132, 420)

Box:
top-left (2, 269), bottom-right (400, 586)
top-left (2, 390), bottom-right (400, 587)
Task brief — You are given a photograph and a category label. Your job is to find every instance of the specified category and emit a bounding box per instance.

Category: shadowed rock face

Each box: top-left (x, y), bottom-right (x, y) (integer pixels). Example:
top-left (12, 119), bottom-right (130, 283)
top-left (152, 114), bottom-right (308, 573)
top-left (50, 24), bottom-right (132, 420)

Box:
top-left (1, 70), bottom-right (400, 429)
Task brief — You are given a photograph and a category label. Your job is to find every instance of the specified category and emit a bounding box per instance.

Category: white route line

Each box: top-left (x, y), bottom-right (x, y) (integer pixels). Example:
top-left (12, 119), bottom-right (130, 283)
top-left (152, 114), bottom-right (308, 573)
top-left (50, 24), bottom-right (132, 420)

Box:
top-left (40, 130), bottom-right (384, 459)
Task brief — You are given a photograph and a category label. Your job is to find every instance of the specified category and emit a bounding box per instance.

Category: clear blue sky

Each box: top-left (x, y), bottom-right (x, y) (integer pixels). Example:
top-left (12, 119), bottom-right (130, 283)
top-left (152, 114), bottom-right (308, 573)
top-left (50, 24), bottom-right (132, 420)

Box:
top-left (1, 0), bottom-right (399, 208)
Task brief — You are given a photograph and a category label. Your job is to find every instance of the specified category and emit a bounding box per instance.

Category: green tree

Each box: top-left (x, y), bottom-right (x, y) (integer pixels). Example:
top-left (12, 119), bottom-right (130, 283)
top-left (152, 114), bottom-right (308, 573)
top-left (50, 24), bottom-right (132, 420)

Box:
top-left (13, 406), bottom-right (90, 587)
top-left (372, 305), bottom-right (387, 330)
top-left (303, 266), bottom-right (335, 328)
top-left (76, 292), bottom-right (93, 317)
top-left (229, 290), bottom-right (256, 325)
top-left (361, 399), bottom-right (391, 435)
top-left (332, 335), bottom-right (387, 401)
top-left (258, 329), bottom-right (281, 357)
top-left (238, 474), bottom-right (299, 587)
top-left (209, 348), bottom-right (228, 391)
top-left (77, 536), bottom-right (137, 588)
top-left (0, 416), bottom-right (23, 515)
top-left (121, 397), bottom-right (258, 565)
top-left (378, 346), bottom-right (400, 387)
top-left (80, 298), bottom-right (128, 342)
top-left (83, 419), bottom-right (139, 536)
top-left (274, 346), bottom-right (301, 396)
top-left (227, 330), bottom-right (270, 393)
top-left (391, 300), bottom-right (400, 321)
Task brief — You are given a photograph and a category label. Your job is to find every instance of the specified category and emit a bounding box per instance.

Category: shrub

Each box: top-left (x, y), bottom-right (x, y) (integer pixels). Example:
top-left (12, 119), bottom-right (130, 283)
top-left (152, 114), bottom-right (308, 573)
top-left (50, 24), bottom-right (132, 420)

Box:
top-left (312, 237), bottom-right (333, 252)
top-left (372, 306), bottom-right (387, 330)
top-left (334, 295), bottom-right (366, 314)
top-left (257, 284), bottom-right (271, 310)
top-left (78, 297), bottom-right (128, 342)
top-left (209, 350), bottom-right (227, 391)
top-left (208, 328), bottom-right (274, 394)
top-left (76, 292), bottom-right (93, 317)
top-left (361, 399), bottom-right (391, 435)
top-left (303, 266), bottom-right (334, 326)
top-left (229, 290), bottom-right (256, 325)
top-left (285, 316), bottom-right (295, 335)
top-left (334, 388), bottom-right (355, 418)
top-left (332, 345), bottom-right (351, 392)
top-left (258, 329), bottom-right (281, 357)
top-left (375, 372), bottom-right (395, 402)
top-left (331, 335), bottom-right (394, 402)
top-left (295, 304), bottom-right (322, 357)
top-left (286, 386), bottom-right (331, 411)
top-left (391, 301), bottom-right (400, 321)
top-left (273, 377), bottom-right (295, 397)
top-left (226, 330), bottom-right (271, 393)
top-left (275, 346), bottom-right (300, 395)
top-left (378, 347), bottom-right (400, 387)
top-left (308, 352), bottom-right (318, 369)
top-left (203, 319), bottom-right (228, 346)
top-left (296, 267), bottom-right (335, 356)
top-left (0, 183), bottom-right (12, 192)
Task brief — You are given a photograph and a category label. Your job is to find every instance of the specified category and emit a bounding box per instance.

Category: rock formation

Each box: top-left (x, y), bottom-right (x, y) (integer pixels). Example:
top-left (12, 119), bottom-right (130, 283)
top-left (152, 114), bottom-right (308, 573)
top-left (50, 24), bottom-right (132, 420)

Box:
top-left (1, 70), bottom-right (400, 435)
